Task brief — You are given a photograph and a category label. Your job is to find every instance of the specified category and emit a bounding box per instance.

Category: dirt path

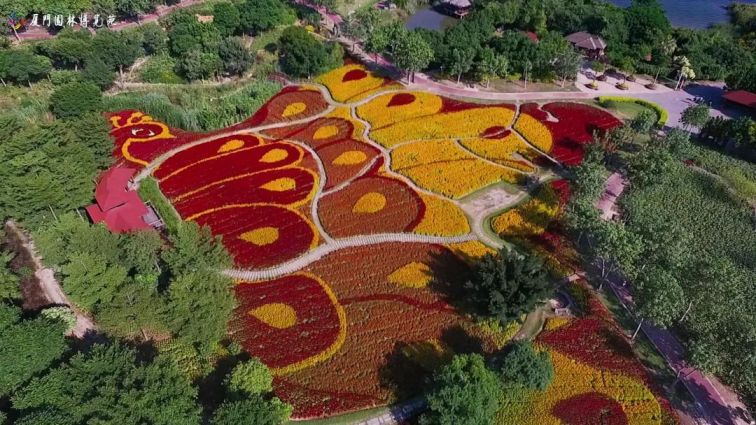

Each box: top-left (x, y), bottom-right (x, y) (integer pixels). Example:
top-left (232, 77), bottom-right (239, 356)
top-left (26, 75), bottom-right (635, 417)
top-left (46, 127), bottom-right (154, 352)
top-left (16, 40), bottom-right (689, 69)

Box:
top-left (594, 176), bottom-right (754, 425)
top-left (4, 221), bottom-right (97, 339)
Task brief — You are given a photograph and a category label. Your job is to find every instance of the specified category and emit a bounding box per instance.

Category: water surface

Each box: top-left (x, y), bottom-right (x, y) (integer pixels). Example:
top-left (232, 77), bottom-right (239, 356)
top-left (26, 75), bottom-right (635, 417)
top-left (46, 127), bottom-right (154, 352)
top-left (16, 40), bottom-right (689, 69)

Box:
top-left (608, 0), bottom-right (756, 29)
top-left (405, 6), bottom-right (456, 31)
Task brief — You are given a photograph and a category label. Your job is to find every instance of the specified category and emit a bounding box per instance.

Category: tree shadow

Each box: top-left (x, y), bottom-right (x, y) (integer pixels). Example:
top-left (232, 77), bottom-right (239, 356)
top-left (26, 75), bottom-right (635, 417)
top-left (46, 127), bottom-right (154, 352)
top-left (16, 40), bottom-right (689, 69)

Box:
top-left (424, 249), bottom-right (477, 316)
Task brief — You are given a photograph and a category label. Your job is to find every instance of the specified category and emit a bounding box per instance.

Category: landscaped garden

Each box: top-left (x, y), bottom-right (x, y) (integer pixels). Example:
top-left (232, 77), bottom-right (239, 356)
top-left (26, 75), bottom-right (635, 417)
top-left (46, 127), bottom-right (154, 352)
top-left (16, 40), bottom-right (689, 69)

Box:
top-left (96, 62), bottom-right (686, 422)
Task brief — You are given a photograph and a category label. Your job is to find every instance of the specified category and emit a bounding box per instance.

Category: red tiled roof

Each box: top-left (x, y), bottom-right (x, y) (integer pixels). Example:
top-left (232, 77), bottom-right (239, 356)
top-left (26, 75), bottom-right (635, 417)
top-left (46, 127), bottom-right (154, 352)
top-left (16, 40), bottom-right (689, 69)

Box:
top-left (94, 167), bottom-right (136, 211)
top-left (566, 32), bottom-right (607, 50)
top-left (723, 90), bottom-right (756, 109)
top-left (524, 31), bottom-right (539, 43)
top-left (86, 166), bottom-right (152, 233)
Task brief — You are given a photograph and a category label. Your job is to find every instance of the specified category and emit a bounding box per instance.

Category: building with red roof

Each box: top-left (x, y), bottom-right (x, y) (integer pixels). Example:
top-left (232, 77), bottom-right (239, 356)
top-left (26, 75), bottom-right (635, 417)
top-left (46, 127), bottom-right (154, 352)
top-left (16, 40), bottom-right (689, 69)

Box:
top-left (723, 90), bottom-right (756, 111)
top-left (86, 167), bottom-right (162, 233)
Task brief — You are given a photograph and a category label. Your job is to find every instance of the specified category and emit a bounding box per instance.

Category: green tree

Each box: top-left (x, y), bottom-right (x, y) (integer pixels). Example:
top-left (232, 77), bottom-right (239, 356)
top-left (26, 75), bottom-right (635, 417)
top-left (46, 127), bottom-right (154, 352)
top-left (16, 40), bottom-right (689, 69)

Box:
top-left (12, 343), bottom-right (201, 424)
top-left (40, 306), bottom-right (77, 333)
top-left (420, 353), bottom-right (501, 425)
top-left (213, 2), bottom-right (241, 37)
top-left (393, 31), bottom-right (434, 83)
top-left (179, 49), bottom-right (222, 81)
top-left (364, 26), bottom-right (390, 63)
top-left (0, 250), bottom-right (19, 301)
top-left (60, 251), bottom-right (128, 312)
top-left (120, 229), bottom-right (163, 278)
top-left (212, 397), bottom-right (292, 425)
top-left (449, 47), bottom-right (476, 84)
top-left (92, 29), bottom-right (142, 75)
top-left (627, 145), bottom-right (675, 187)
top-left (680, 103), bottom-right (710, 131)
top-left (635, 267), bottom-right (687, 328)
top-left (219, 37), bottom-right (253, 76)
top-left (476, 47), bottom-right (508, 88)
top-left (0, 50), bottom-right (52, 86)
top-left (0, 304), bottom-right (68, 397)
top-left (630, 109), bottom-right (657, 133)
top-left (36, 29), bottom-right (92, 70)
top-left (495, 341), bottom-right (554, 390)
top-left (49, 82), bottom-right (103, 119)
top-left (115, 0), bottom-right (150, 20)
top-left (81, 57), bottom-right (116, 90)
top-left (665, 128), bottom-right (694, 159)
top-left (140, 22), bottom-right (167, 54)
top-left (238, 0), bottom-right (295, 35)
top-left (591, 222), bottom-right (644, 281)
top-left (226, 358), bottom-right (273, 396)
top-left (163, 222), bottom-right (232, 276)
top-left (278, 26), bottom-right (332, 78)
top-left (553, 47), bottom-right (582, 87)
top-left (465, 250), bottom-right (552, 324)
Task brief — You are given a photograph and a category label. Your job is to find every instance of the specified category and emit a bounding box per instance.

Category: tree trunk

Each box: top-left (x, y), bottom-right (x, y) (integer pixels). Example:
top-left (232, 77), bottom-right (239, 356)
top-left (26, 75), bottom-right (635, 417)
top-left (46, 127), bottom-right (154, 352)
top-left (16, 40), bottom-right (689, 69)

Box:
top-left (486, 77), bottom-right (490, 88)
top-left (0, 78), bottom-right (6, 87)
top-left (561, 75), bottom-right (567, 87)
top-left (679, 300), bottom-right (693, 323)
top-left (631, 319), bottom-right (643, 342)
top-left (654, 68), bottom-right (661, 84)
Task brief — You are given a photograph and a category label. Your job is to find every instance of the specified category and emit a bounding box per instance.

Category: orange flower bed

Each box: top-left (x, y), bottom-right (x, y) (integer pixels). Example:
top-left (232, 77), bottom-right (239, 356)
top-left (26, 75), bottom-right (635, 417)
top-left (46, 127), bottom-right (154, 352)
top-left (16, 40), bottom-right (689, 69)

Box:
top-left (102, 67), bottom-right (650, 420)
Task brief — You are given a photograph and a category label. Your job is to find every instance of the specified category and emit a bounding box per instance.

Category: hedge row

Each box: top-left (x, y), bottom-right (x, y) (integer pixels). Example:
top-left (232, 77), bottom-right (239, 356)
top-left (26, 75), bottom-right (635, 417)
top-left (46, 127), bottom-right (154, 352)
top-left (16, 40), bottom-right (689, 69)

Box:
top-left (597, 96), bottom-right (669, 127)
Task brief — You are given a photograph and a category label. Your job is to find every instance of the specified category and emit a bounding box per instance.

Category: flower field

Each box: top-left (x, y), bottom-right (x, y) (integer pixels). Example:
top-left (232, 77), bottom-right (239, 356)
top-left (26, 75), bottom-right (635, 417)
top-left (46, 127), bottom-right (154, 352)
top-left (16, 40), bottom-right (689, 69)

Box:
top-left (100, 64), bottom-right (660, 419)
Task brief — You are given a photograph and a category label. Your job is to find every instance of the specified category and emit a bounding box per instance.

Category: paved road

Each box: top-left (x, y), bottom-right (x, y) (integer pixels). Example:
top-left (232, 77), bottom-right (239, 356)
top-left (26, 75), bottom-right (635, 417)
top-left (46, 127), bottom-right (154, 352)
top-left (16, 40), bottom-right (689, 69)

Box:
top-left (596, 174), bottom-right (754, 425)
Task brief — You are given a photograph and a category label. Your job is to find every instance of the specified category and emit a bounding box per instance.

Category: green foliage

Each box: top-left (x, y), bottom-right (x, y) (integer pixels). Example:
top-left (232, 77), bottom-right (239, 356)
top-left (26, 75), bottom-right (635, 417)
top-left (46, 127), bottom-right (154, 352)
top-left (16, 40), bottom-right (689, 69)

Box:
top-left (627, 144), bottom-right (675, 187)
top-left (597, 96), bottom-right (668, 127)
top-left (0, 304), bottom-right (68, 397)
top-left (60, 251), bottom-right (128, 312)
top-left (680, 103), bottom-right (710, 130)
top-left (49, 82), bottom-right (103, 119)
top-left (139, 54), bottom-right (184, 84)
top-left (238, 0), bottom-right (295, 35)
top-left (394, 31), bottom-right (435, 80)
top-left (179, 49), bottom-right (222, 81)
top-left (12, 343), bottom-right (201, 424)
top-left (49, 70), bottom-right (81, 86)
top-left (35, 28), bottom-right (92, 70)
top-left (213, 2), bottom-right (241, 37)
top-left (212, 397), bottom-right (292, 425)
top-left (219, 37), bottom-right (253, 76)
top-left (226, 358), bottom-right (273, 396)
top-left (495, 341), bottom-right (554, 390)
top-left (630, 109), bottom-right (657, 134)
top-left (0, 112), bottom-right (111, 227)
top-left (139, 22), bottom-right (168, 54)
top-left (465, 250), bottom-right (553, 324)
top-left (420, 353), bottom-right (501, 425)
top-left (278, 26), bottom-right (340, 78)
top-left (91, 29), bottom-right (143, 73)
top-left (81, 57), bottom-right (116, 90)
top-left (40, 306), bottom-right (77, 333)
top-left (635, 266), bottom-right (686, 327)
top-left (164, 222), bottom-right (233, 275)
top-left (0, 250), bottom-right (20, 301)
top-left (115, 0), bottom-right (151, 18)
top-left (0, 49), bottom-right (52, 85)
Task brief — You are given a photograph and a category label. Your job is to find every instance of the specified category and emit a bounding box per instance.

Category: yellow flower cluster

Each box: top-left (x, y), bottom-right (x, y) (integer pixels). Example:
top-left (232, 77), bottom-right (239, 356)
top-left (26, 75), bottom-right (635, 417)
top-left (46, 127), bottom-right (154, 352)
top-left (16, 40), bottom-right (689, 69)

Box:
top-left (491, 185), bottom-right (559, 237)
top-left (316, 64), bottom-right (393, 103)
top-left (356, 91), bottom-right (444, 129)
top-left (472, 318), bottom-right (521, 350)
top-left (388, 261), bottom-right (433, 288)
top-left (447, 240), bottom-right (496, 261)
top-left (459, 133), bottom-right (537, 172)
top-left (327, 106), bottom-right (366, 138)
top-left (371, 107), bottom-right (516, 148)
top-left (496, 350), bottom-right (663, 425)
top-left (392, 140), bottom-right (523, 198)
top-left (413, 193), bottom-right (471, 236)
top-left (514, 113), bottom-right (553, 153)
top-left (542, 317), bottom-right (570, 331)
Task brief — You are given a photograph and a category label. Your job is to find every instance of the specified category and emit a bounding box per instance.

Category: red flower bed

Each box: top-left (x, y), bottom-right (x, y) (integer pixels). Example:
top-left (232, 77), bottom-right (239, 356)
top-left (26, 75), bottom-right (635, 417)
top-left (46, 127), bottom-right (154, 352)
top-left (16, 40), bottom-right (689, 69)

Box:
top-left (231, 274), bottom-right (344, 371)
top-left (314, 139), bottom-right (381, 190)
top-left (265, 116), bottom-right (357, 148)
top-left (242, 86), bottom-right (330, 127)
top-left (553, 392), bottom-right (629, 425)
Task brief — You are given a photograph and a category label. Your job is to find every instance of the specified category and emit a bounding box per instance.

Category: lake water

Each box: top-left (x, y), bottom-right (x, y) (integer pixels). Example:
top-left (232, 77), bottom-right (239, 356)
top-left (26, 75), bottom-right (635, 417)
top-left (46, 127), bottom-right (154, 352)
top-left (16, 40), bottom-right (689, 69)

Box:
top-left (405, 6), bottom-right (456, 31)
top-left (609, 0), bottom-right (756, 29)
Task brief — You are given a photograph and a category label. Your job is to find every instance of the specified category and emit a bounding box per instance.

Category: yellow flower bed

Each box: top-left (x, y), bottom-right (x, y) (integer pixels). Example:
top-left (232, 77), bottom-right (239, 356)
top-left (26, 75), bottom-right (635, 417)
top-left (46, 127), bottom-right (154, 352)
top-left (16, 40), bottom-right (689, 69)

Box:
top-left (496, 350), bottom-right (663, 425)
top-left (471, 318), bottom-right (521, 350)
top-left (514, 113), bottom-right (553, 153)
top-left (459, 133), bottom-right (537, 172)
top-left (356, 91), bottom-right (444, 129)
top-left (392, 140), bottom-right (523, 198)
top-left (413, 193), bottom-right (470, 236)
top-left (447, 241), bottom-right (496, 261)
top-left (370, 107), bottom-right (516, 148)
top-left (491, 185), bottom-right (559, 237)
top-left (316, 64), bottom-right (390, 103)
top-left (327, 106), bottom-right (366, 138)
top-left (387, 261), bottom-right (433, 288)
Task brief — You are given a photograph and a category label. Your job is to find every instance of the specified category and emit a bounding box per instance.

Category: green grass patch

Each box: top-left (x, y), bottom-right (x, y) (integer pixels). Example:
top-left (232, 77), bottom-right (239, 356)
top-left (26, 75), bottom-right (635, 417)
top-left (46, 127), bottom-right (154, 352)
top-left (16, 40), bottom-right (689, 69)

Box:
top-left (597, 96), bottom-right (668, 127)
top-left (138, 177), bottom-right (182, 233)
top-left (289, 405), bottom-right (389, 425)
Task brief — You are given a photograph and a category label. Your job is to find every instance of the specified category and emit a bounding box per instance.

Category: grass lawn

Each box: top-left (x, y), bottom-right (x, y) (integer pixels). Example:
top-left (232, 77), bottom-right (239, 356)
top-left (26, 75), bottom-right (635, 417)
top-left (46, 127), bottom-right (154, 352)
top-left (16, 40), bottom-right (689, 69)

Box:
top-left (596, 99), bottom-right (654, 120)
